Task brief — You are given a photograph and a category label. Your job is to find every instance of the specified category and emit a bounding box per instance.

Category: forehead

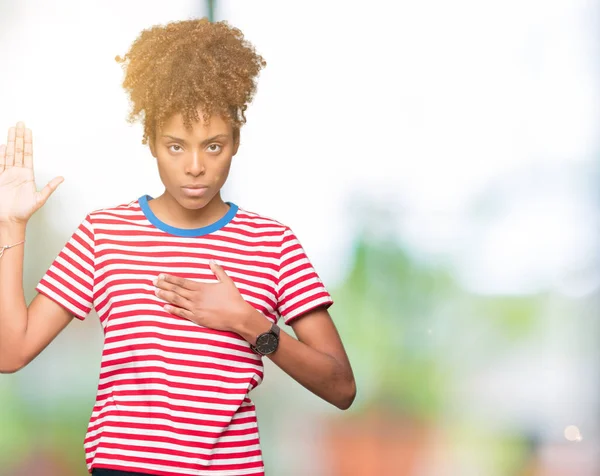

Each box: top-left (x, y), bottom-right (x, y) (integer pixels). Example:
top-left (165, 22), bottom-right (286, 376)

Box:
top-left (159, 109), bottom-right (232, 139)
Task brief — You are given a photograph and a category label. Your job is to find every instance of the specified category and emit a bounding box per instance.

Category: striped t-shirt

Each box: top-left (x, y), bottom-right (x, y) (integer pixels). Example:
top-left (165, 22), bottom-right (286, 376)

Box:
top-left (36, 195), bottom-right (333, 476)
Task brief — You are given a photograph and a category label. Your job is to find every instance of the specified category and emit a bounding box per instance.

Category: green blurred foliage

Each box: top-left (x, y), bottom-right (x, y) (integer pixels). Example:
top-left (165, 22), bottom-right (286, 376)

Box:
top-left (445, 422), bottom-right (533, 476)
top-left (331, 232), bottom-right (544, 422)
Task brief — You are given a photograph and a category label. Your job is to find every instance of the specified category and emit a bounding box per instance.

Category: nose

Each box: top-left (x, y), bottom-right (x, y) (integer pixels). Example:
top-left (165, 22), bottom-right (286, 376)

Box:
top-left (185, 151), bottom-right (206, 177)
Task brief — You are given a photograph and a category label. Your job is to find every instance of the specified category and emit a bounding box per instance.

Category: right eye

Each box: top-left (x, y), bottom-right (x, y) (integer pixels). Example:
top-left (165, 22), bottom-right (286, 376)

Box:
top-left (169, 144), bottom-right (183, 152)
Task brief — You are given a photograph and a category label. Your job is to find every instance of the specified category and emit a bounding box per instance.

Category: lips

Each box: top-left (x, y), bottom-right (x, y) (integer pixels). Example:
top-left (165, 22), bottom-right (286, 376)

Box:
top-left (182, 184), bottom-right (208, 189)
top-left (181, 185), bottom-right (208, 198)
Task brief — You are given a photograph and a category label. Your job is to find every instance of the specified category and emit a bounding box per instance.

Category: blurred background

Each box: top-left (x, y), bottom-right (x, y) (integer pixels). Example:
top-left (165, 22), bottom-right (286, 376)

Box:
top-left (0, 0), bottom-right (599, 474)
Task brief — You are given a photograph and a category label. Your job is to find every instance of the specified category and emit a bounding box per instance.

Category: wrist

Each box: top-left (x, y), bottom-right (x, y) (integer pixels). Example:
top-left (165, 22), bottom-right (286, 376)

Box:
top-left (0, 222), bottom-right (26, 243)
top-left (236, 306), bottom-right (272, 344)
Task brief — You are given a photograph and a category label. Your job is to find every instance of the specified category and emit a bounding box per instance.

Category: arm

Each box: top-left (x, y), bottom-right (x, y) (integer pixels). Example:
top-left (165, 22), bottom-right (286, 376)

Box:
top-left (0, 122), bottom-right (69, 373)
top-left (155, 263), bottom-right (357, 410)
top-left (238, 307), bottom-right (356, 410)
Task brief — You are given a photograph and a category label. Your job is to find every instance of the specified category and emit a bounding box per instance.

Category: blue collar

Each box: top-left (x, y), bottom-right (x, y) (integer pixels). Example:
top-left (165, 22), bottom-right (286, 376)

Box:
top-left (138, 195), bottom-right (238, 237)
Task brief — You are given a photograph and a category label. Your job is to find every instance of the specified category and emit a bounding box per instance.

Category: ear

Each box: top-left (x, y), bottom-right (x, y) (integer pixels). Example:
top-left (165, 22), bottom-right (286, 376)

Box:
top-left (232, 128), bottom-right (240, 156)
top-left (149, 137), bottom-right (157, 158)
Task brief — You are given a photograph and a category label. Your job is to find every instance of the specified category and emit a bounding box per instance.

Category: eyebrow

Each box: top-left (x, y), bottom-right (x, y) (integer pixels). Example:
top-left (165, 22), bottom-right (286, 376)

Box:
top-left (161, 134), bottom-right (229, 146)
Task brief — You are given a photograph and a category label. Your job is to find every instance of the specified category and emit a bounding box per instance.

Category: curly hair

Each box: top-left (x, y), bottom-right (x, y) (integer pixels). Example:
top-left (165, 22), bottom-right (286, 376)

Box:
top-left (115, 18), bottom-right (266, 145)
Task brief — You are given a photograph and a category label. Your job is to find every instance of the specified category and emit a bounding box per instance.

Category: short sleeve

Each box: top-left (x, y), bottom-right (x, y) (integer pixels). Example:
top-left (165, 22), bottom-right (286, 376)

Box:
top-left (36, 214), bottom-right (95, 320)
top-left (276, 227), bottom-right (333, 325)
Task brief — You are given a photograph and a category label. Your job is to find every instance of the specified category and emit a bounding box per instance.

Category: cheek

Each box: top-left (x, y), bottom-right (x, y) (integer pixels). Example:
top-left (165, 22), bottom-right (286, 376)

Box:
top-left (155, 157), bottom-right (175, 183)
top-left (214, 159), bottom-right (232, 183)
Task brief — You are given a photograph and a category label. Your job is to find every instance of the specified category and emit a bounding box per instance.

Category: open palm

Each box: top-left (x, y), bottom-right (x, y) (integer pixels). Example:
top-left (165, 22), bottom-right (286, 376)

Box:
top-left (0, 122), bottom-right (63, 224)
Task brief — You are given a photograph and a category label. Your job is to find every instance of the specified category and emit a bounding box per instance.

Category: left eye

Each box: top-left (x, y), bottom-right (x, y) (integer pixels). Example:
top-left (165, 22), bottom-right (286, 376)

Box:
top-left (207, 144), bottom-right (222, 153)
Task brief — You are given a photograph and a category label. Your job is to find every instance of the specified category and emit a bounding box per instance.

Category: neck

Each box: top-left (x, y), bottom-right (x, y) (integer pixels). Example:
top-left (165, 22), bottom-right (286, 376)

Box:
top-left (150, 191), bottom-right (230, 229)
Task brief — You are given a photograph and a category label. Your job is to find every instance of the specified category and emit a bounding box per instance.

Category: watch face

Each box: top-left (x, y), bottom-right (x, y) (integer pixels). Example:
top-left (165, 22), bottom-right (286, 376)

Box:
top-left (255, 333), bottom-right (278, 355)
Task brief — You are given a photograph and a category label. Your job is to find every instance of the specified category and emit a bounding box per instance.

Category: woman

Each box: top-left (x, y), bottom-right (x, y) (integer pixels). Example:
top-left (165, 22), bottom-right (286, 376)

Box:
top-left (0, 18), bottom-right (355, 476)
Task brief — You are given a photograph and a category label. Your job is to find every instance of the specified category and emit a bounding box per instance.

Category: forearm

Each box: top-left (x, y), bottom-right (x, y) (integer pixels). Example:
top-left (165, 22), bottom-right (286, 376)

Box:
top-left (0, 223), bottom-right (28, 372)
top-left (238, 315), bottom-right (356, 410)
top-left (271, 330), bottom-right (355, 409)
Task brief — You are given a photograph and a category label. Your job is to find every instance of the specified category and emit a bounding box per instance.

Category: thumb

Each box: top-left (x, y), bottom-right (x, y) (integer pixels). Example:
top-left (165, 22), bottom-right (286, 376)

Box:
top-left (209, 260), bottom-right (232, 283)
top-left (36, 176), bottom-right (64, 207)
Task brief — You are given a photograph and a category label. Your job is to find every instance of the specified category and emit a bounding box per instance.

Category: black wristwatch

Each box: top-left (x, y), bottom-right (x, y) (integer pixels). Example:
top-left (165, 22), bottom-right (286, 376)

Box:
top-left (250, 323), bottom-right (280, 356)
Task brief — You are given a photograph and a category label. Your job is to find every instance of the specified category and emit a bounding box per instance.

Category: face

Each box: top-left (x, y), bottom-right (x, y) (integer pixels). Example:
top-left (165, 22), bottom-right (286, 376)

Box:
top-left (150, 108), bottom-right (239, 210)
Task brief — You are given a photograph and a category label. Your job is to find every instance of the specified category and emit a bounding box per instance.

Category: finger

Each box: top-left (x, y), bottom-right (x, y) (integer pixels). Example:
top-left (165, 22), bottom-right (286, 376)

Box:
top-left (209, 260), bottom-right (233, 283)
top-left (164, 304), bottom-right (195, 321)
top-left (24, 128), bottom-right (33, 169)
top-left (157, 273), bottom-right (199, 291)
top-left (35, 176), bottom-right (64, 208)
top-left (14, 122), bottom-right (25, 167)
top-left (0, 144), bottom-right (5, 172)
top-left (155, 289), bottom-right (192, 309)
top-left (5, 127), bottom-right (15, 167)
top-left (154, 277), bottom-right (192, 299)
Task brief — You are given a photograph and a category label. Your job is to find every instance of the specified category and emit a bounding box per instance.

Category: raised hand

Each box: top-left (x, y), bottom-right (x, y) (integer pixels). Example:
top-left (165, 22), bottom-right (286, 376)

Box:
top-left (0, 121), bottom-right (64, 225)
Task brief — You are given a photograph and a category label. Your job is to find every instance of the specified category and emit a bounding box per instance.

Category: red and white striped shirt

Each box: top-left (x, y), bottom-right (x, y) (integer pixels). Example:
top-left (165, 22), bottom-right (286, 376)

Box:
top-left (36, 195), bottom-right (333, 476)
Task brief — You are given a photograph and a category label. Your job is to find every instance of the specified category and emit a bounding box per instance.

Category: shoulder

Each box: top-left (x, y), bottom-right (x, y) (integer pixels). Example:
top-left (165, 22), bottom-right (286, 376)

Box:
top-left (232, 205), bottom-right (292, 234)
top-left (71, 199), bottom-right (145, 239)
top-left (85, 198), bottom-right (144, 222)
top-left (229, 205), bottom-right (307, 250)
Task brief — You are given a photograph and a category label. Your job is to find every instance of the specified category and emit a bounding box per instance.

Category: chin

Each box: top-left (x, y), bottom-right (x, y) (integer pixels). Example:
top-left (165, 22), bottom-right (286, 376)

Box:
top-left (173, 191), bottom-right (214, 210)
top-left (178, 197), bottom-right (210, 210)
